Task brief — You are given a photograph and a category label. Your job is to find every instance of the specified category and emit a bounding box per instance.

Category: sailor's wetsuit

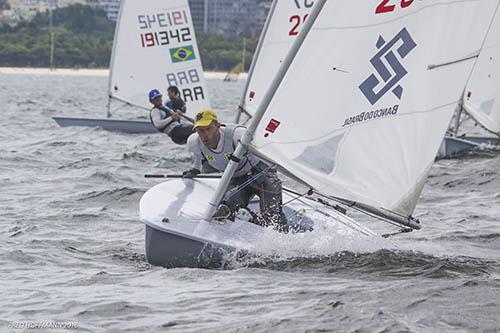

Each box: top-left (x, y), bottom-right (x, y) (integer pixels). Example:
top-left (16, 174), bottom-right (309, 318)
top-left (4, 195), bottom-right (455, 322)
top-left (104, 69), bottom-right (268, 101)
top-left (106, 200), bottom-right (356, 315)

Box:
top-left (187, 124), bottom-right (286, 227)
top-left (149, 105), bottom-right (193, 145)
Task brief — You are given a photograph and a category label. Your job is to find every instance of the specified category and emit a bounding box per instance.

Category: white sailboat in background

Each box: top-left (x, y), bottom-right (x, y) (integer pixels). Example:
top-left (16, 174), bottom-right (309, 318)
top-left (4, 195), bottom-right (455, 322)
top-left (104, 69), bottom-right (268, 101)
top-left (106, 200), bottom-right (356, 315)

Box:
top-left (439, 8), bottom-right (500, 156)
top-left (53, 0), bottom-right (210, 133)
top-left (223, 37), bottom-right (246, 82)
top-left (140, 0), bottom-right (500, 268)
top-left (235, 0), bottom-right (314, 123)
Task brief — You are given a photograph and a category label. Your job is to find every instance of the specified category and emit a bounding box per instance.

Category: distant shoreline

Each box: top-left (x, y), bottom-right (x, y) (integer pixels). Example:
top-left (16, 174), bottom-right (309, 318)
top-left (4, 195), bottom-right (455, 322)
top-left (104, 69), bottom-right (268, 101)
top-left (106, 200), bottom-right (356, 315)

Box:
top-left (0, 67), bottom-right (247, 79)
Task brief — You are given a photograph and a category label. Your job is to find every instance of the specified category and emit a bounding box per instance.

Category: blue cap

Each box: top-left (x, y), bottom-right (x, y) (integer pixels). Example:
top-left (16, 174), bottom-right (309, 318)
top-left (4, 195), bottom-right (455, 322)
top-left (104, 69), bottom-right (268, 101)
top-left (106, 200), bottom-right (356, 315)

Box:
top-left (148, 89), bottom-right (162, 102)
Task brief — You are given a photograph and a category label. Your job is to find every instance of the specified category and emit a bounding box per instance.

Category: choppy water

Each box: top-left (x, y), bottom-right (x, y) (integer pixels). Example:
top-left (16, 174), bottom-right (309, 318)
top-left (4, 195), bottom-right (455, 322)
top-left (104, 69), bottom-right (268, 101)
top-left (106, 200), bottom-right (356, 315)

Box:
top-left (1, 73), bottom-right (499, 332)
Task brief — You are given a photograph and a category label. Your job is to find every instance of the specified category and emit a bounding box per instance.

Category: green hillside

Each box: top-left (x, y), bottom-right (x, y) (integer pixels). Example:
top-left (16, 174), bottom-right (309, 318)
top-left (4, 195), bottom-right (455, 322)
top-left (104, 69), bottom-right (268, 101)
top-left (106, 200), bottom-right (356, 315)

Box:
top-left (0, 4), bottom-right (257, 70)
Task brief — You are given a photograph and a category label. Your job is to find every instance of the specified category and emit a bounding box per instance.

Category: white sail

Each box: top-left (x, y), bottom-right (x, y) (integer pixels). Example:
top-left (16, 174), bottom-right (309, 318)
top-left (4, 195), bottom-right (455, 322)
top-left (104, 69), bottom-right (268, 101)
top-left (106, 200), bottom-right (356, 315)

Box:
top-left (248, 0), bottom-right (500, 217)
top-left (240, 0), bottom-right (315, 117)
top-left (463, 7), bottom-right (500, 136)
top-left (108, 0), bottom-right (210, 112)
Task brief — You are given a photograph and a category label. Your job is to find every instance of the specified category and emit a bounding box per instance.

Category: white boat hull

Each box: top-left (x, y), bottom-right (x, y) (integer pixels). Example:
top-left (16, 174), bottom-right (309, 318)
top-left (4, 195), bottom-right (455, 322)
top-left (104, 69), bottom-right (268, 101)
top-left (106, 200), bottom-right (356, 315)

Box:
top-left (52, 117), bottom-right (157, 134)
top-left (438, 135), bottom-right (500, 158)
top-left (144, 223), bottom-right (236, 268)
top-left (140, 179), bottom-right (376, 268)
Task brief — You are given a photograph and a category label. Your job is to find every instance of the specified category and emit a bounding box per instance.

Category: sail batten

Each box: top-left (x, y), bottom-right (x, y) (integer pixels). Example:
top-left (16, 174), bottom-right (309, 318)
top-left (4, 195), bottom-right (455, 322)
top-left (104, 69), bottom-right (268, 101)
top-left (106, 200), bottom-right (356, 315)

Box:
top-left (427, 52), bottom-right (480, 70)
top-left (248, 0), bottom-right (500, 217)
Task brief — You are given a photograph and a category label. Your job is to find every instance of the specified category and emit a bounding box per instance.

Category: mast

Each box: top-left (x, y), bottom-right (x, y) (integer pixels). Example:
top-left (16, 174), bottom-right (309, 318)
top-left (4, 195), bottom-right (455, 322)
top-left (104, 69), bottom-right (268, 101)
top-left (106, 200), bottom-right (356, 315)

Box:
top-left (452, 95), bottom-right (464, 137)
top-left (106, 0), bottom-right (126, 118)
top-left (204, 0), bottom-right (327, 220)
top-left (203, 0), bottom-right (208, 33)
top-left (241, 37), bottom-right (246, 74)
top-left (49, 3), bottom-right (54, 71)
top-left (234, 0), bottom-right (278, 124)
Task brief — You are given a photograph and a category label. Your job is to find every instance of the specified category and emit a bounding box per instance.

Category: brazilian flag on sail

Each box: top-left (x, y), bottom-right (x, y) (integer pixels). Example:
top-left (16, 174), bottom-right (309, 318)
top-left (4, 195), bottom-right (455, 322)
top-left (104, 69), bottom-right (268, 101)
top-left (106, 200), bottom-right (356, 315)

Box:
top-left (169, 45), bottom-right (196, 63)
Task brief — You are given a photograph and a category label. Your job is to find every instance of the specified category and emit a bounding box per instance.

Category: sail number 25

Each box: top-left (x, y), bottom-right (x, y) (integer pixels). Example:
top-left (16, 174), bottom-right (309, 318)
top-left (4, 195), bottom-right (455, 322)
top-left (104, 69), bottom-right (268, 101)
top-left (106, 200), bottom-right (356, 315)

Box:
top-left (289, 0), bottom-right (314, 36)
top-left (289, 15), bottom-right (309, 36)
top-left (375, 0), bottom-right (414, 14)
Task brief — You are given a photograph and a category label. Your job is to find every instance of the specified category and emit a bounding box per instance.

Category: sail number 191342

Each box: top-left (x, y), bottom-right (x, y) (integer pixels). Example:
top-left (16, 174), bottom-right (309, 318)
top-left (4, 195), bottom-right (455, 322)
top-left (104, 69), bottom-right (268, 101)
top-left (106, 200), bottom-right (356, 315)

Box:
top-left (376, 0), bottom-right (414, 14)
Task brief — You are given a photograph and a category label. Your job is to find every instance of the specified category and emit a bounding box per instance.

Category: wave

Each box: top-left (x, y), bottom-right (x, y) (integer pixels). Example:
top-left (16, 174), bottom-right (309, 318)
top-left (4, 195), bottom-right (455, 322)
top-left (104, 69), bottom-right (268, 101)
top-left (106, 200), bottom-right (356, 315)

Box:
top-left (47, 141), bottom-right (78, 147)
top-left (438, 149), bottom-right (500, 161)
top-left (88, 171), bottom-right (117, 181)
top-left (65, 245), bottom-right (151, 271)
top-left (57, 158), bottom-right (91, 170)
top-left (76, 187), bottom-right (142, 202)
top-left (431, 232), bottom-right (500, 243)
top-left (121, 152), bottom-right (151, 162)
top-left (236, 250), bottom-right (494, 279)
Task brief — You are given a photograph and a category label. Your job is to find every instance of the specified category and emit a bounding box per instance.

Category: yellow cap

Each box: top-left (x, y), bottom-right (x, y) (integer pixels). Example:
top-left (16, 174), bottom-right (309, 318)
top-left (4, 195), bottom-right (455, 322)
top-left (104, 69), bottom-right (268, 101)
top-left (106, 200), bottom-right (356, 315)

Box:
top-left (193, 108), bottom-right (218, 129)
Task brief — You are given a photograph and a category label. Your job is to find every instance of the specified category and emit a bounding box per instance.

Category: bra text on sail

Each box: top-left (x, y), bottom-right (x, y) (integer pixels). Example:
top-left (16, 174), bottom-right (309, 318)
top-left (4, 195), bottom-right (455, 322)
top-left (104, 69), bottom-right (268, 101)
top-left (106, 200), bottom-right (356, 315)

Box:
top-left (167, 69), bottom-right (205, 102)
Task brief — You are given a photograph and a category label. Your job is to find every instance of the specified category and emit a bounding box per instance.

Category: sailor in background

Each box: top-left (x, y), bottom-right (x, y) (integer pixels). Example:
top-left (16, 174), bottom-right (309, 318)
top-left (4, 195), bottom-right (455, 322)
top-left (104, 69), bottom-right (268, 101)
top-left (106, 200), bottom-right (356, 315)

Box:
top-left (148, 89), bottom-right (193, 145)
top-left (165, 85), bottom-right (187, 114)
top-left (183, 109), bottom-right (288, 230)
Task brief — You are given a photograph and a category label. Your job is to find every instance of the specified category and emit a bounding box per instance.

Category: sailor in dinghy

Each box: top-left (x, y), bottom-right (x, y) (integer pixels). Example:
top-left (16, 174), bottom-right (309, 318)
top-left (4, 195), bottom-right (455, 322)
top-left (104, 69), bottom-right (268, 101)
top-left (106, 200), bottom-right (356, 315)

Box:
top-left (148, 89), bottom-right (194, 145)
top-left (184, 109), bottom-right (289, 231)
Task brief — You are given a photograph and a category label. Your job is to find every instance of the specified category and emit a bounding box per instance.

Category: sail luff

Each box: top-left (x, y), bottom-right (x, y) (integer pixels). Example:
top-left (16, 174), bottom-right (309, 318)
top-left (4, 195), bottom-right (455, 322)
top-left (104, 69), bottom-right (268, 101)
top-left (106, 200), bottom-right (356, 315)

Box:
top-left (235, 0), bottom-right (278, 123)
top-left (204, 0), bottom-right (328, 220)
top-left (106, 0), bottom-right (126, 117)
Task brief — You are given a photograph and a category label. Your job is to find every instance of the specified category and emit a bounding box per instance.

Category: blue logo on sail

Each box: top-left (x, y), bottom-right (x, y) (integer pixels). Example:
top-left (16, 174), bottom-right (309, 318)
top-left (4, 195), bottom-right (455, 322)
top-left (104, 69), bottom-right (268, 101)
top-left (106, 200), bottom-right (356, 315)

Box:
top-left (359, 28), bottom-right (417, 105)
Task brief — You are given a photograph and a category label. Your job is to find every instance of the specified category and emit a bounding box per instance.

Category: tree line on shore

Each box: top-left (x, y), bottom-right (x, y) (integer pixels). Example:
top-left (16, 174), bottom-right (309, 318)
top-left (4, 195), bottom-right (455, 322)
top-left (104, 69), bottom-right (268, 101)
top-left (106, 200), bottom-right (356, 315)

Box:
top-left (0, 4), bottom-right (257, 71)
